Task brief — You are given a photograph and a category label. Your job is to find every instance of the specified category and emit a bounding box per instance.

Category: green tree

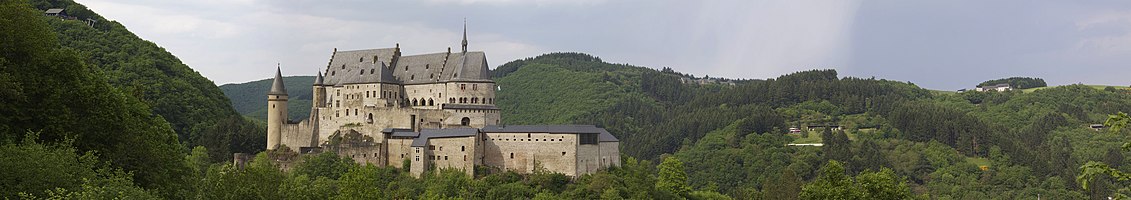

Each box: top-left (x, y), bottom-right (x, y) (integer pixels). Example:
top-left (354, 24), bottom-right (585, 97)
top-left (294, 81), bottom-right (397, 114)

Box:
top-left (1080, 112), bottom-right (1131, 198)
top-left (292, 152), bottom-right (357, 180)
top-left (855, 168), bottom-right (914, 200)
top-left (657, 156), bottom-right (691, 197)
top-left (800, 160), bottom-right (858, 200)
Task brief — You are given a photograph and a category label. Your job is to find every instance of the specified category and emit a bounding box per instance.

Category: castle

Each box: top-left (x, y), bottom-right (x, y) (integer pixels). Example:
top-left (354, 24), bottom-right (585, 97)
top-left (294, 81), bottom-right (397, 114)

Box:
top-left (265, 26), bottom-right (620, 177)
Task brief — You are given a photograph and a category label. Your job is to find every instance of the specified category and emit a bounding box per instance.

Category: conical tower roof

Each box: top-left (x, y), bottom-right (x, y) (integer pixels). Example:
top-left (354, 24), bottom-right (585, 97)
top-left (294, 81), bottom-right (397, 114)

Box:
top-left (268, 66), bottom-right (288, 95)
top-left (313, 71), bottom-right (324, 86)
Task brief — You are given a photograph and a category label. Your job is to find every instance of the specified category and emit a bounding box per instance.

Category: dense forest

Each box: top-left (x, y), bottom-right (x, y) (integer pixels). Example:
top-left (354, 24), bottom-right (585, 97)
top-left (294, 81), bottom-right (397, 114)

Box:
top-left (978, 77), bottom-right (1047, 89)
top-left (7, 0), bottom-right (1131, 198)
top-left (220, 76), bottom-right (316, 121)
top-left (30, 0), bottom-right (265, 165)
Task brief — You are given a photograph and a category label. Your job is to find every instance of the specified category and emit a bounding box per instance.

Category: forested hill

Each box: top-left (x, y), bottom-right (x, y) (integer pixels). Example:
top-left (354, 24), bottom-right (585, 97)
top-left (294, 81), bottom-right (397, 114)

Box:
top-left (492, 53), bottom-right (931, 160)
top-left (220, 76), bottom-right (316, 121)
top-left (29, 0), bottom-right (265, 166)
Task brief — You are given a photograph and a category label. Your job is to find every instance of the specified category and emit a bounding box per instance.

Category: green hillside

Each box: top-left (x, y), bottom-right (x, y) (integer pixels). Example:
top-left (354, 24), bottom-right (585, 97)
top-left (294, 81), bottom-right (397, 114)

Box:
top-left (220, 76), bottom-right (315, 121)
top-left (1, 1), bottom-right (190, 198)
top-left (31, 0), bottom-right (264, 164)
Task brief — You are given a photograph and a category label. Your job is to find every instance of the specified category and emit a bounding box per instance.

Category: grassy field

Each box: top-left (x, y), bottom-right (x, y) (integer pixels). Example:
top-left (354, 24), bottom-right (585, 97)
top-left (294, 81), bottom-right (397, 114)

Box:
top-left (966, 157), bottom-right (991, 168)
top-left (789, 129), bottom-right (860, 144)
top-left (1022, 85), bottom-right (1129, 93)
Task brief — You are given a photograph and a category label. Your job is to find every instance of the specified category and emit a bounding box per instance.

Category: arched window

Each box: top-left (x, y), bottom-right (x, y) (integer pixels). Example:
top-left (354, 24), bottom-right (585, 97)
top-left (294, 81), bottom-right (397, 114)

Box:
top-left (471, 97), bottom-right (478, 104)
top-left (412, 99), bottom-right (418, 106)
top-left (428, 99), bottom-right (434, 106)
top-left (461, 117), bottom-right (470, 126)
top-left (450, 98), bottom-right (455, 103)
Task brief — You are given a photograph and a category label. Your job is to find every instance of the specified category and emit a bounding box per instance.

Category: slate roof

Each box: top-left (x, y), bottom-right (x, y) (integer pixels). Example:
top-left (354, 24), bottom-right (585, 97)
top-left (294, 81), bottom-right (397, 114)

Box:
top-left (268, 67), bottom-right (287, 95)
top-left (313, 71), bottom-right (324, 86)
top-left (322, 48), bottom-right (490, 86)
top-left (598, 129), bottom-right (619, 142)
top-left (410, 128), bottom-right (479, 147)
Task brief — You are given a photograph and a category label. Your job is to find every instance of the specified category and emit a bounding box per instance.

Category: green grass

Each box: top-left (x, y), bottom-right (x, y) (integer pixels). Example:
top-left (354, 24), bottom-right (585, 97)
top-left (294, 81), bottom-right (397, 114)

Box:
top-left (789, 130), bottom-right (858, 144)
top-left (966, 157), bottom-right (991, 167)
top-left (1022, 85), bottom-right (1129, 93)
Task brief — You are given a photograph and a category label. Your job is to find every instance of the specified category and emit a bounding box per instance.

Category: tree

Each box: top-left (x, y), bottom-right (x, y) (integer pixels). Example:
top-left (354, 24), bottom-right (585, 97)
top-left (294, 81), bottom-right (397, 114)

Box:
top-left (800, 160), bottom-right (858, 199)
top-left (1080, 112), bottom-right (1131, 198)
top-left (657, 156), bottom-right (691, 196)
top-left (855, 168), bottom-right (914, 200)
top-left (292, 152), bottom-right (357, 180)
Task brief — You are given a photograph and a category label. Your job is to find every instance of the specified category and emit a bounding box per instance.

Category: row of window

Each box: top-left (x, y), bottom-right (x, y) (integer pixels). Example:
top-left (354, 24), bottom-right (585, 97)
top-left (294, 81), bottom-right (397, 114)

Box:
top-left (449, 97), bottom-right (493, 104)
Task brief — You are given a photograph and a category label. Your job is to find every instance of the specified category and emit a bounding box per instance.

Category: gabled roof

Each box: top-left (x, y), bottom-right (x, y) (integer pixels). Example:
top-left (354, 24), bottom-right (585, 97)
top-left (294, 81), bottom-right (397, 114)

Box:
top-left (410, 128), bottom-right (479, 147)
top-left (598, 129), bottom-right (618, 142)
top-left (322, 48), bottom-right (491, 86)
top-left (268, 67), bottom-right (287, 95)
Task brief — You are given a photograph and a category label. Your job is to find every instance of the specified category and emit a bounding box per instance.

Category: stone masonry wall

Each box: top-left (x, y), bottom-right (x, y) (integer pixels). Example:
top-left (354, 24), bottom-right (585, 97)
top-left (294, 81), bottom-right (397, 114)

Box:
top-left (482, 133), bottom-right (579, 176)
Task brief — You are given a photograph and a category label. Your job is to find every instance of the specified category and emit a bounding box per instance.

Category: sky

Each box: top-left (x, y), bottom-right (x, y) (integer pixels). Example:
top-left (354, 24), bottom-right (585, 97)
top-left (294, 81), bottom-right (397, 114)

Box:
top-left (78, 0), bottom-right (1131, 90)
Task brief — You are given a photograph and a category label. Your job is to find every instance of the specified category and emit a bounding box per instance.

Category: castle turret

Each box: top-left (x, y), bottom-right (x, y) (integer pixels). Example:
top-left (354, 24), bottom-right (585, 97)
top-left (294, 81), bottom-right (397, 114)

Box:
top-left (312, 71), bottom-right (325, 108)
top-left (266, 66), bottom-right (288, 150)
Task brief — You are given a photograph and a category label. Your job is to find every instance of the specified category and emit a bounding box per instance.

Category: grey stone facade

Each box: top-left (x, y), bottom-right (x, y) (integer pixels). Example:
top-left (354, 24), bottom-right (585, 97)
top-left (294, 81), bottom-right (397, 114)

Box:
top-left (265, 36), bottom-right (619, 177)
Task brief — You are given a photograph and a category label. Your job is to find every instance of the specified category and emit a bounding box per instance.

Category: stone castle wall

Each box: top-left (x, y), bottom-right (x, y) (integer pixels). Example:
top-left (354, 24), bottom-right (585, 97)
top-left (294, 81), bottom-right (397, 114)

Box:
top-left (482, 133), bottom-right (580, 176)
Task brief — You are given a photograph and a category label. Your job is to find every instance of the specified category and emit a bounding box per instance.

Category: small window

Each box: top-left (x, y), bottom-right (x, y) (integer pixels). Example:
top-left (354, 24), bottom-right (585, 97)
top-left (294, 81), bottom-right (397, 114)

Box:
top-left (359, 57), bottom-right (363, 62)
top-left (562, 152), bottom-right (566, 156)
top-left (473, 84), bottom-right (477, 90)
top-left (461, 146), bottom-right (465, 152)
top-left (510, 153), bottom-right (514, 159)
top-left (370, 69), bottom-right (374, 74)
top-left (411, 75), bottom-right (414, 80)
top-left (341, 64), bottom-right (345, 69)
top-left (460, 84), bottom-right (466, 90)
top-left (429, 145), bottom-right (435, 150)
top-left (444, 156), bottom-right (448, 160)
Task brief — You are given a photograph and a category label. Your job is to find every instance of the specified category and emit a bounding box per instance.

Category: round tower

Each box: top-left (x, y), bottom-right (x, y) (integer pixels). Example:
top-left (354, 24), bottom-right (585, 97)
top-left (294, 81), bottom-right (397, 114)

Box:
top-left (312, 71), bottom-right (326, 108)
top-left (266, 66), bottom-right (288, 150)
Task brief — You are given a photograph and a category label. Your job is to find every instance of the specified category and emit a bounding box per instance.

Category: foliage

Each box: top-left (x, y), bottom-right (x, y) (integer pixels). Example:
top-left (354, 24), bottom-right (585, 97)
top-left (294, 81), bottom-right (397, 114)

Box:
top-left (657, 156), bottom-right (691, 196)
top-left (0, 132), bottom-right (156, 199)
top-left (1, 1), bottom-right (191, 197)
top-left (31, 0), bottom-right (265, 164)
top-left (219, 76), bottom-right (316, 121)
top-left (978, 77), bottom-right (1047, 89)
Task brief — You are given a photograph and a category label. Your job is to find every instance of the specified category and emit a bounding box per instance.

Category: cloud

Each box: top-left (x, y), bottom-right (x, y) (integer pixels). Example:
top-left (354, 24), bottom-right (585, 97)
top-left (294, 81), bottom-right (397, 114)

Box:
top-left (1074, 11), bottom-right (1131, 56)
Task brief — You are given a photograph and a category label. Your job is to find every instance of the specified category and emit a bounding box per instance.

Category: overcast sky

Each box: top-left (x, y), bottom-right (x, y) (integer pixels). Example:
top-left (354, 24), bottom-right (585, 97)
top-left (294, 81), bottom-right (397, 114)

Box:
top-left (80, 0), bottom-right (1131, 90)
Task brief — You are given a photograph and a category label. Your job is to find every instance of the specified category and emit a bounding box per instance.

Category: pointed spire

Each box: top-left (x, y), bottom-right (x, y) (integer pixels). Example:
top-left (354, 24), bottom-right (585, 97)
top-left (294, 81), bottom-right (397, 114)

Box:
top-left (268, 65), bottom-right (288, 95)
top-left (461, 18), bottom-right (468, 54)
top-left (313, 71), bottom-right (324, 86)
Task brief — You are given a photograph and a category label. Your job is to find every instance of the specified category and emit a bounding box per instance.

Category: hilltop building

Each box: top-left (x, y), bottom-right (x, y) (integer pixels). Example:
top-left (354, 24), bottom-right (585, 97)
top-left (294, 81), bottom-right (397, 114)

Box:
top-left (976, 84), bottom-right (1012, 92)
top-left (265, 25), bottom-right (620, 177)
